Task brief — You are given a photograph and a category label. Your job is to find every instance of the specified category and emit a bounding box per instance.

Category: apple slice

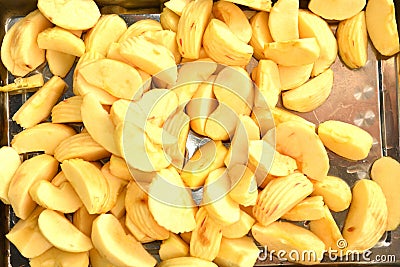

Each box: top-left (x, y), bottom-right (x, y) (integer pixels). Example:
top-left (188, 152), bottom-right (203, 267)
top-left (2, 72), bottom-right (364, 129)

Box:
top-left (221, 209), bottom-right (255, 238)
top-left (30, 247), bottom-right (89, 267)
top-left (264, 38), bottom-right (320, 66)
top-left (268, 0), bottom-right (299, 42)
top-left (6, 207), bottom-right (52, 258)
top-left (37, 27), bottom-right (85, 57)
top-left (214, 236), bottom-right (259, 267)
top-left (366, 0), bottom-right (400, 56)
top-left (308, 0), bottom-right (366, 20)
top-left (0, 146), bottom-right (21, 204)
top-left (92, 213), bottom-right (157, 267)
top-left (73, 206), bottom-right (98, 237)
top-left (38, 209), bottom-right (93, 252)
top-left (159, 233), bottom-right (189, 260)
top-left (8, 154), bottom-right (59, 220)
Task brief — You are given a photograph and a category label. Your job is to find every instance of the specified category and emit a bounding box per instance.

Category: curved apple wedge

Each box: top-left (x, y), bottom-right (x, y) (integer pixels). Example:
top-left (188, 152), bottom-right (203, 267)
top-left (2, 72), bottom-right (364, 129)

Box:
top-left (92, 213), bottom-right (157, 267)
top-left (8, 154), bottom-right (59, 220)
top-left (308, 0), bottom-right (366, 20)
top-left (38, 209), bottom-right (93, 252)
top-left (11, 122), bottom-right (75, 155)
top-left (275, 121), bottom-right (329, 181)
top-left (30, 247), bottom-right (89, 267)
top-left (29, 180), bottom-right (83, 213)
top-left (61, 159), bottom-right (109, 214)
top-left (0, 146), bottom-right (21, 204)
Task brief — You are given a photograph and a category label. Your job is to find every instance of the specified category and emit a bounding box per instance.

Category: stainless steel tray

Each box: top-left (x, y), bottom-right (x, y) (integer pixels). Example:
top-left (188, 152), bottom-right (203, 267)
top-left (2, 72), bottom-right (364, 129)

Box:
top-left (1, 1), bottom-right (400, 266)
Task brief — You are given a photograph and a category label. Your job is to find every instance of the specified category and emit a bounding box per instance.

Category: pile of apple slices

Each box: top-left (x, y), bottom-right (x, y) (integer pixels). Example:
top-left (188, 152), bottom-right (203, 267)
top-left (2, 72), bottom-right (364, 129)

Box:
top-left (1, 0), bottom-right (400, 266)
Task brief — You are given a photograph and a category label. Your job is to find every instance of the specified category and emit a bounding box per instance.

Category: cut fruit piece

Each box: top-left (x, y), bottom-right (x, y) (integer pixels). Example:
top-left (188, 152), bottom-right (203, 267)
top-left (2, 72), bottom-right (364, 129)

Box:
top-left (92, 213), bottom-right (157, 267)
top-left (308, 0), bottom-right (366, 20)
top-left (0, 146), bottom-right (21, 204)
top-left (221, 209), bottom-right (255, 238)
top-left (30, 247), bottom-right (89, 267)
top-left (79, 58), bottom-right (144, 100)
top-left (160, 7), bottom-right (179, 32)
top-left (366, 0), bottom-right (400, 56)
top-left (202, 167), bottom-right (241, 226)
top-left (213, 1), bottom-right (252, 43)
top-left (177, 0), bottom-right (213, 59)
top-left (271, 107), bottom-right (315, 131)
top-left (46, 50), bottom-right (76, 78)
top-left (227, 164), bottom-right (258, 207)
top-left (118, 19), bottom-right (163, 43)
top-left (275, 121), bottom-right (329, 181)
top-left (84, 14), bottom-right (127, 56)
top-left (252, 221), bottom-right (325, 265)
top-left (37, 0), bottom-right (101, 30)
top-left (203, 19), bottom-right (254, 66)
top-left (164, 0), bottom-right (191, 16)
top-left (99, 163), bottom-right (128, 213)
top-left (73, 206), bottom-right (98, 237)
top-left (38, 209), bottom-right (93, 252)
top-left (158, 257), bottom-right (218, 267)
top-left (268, 0), bottom-right (299, 42)
top-left (159, 233), bottom-right (189, 260)
top-left (253, 173), bottom-right (313, 226)
top-left (222, 0), bottom-right (272, 11)
top-left (370, 156), bottom-right (400, 231)
top-left (81, 93), bottom-right (120, 156)
top-left (317, 120), bottom-right (373, 160)
top-left (281, 196), bottom-right (325, 221)
top-left (264, 38), bottom-right (320, 67)
top-left (143, 30), bottom-right (181, 64)
top-left (11, 122), bottom-right (75, 155)
top-left (190, 207), bottom-right (222, 261)
top-left (311, 175), bottom-right (352, 212)
top-left (214, 236), bottom-right (259, 267)
top-left (54, 132), bottom-right (110, 162)
top-left (252, 59), bottom-right (281, 109)
top-left (61, 159), bottom-right (109, 214)
top-left (0, 10), bottom-right (52, 77)
top-left (148, 168), bottom-right (197, 233)
top-left (336, 11), bottom-right (368, 69)
top-left (278, 64), bottom-right (313, 91)
top-left (282, 68), bottom-right (333, 112)
top-left (125, 216), bottom-right (156, 244)
top-left (12, 76), bottom-right (66, 129)
top-left (249, 11), bottom-right (273, 60)
top-left (6, 207), bottom-right (52, 259)
top-left (29, 180), bottom-right (83, 213)
top-left (309, 205), bottom-right (345, 251)
top-left (8, 154), bottom-right (59, 220)
top-left (298, 9), bottom-right (338, 76)
top-left (38, 27), bottom-right (86, 57)
top-left (342, 179), bottom-right (388, 252)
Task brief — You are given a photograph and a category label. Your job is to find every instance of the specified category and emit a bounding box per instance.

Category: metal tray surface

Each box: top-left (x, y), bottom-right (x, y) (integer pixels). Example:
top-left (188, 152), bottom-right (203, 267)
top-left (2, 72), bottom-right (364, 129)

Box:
top-left (1, 1), bottom-right (400, 266)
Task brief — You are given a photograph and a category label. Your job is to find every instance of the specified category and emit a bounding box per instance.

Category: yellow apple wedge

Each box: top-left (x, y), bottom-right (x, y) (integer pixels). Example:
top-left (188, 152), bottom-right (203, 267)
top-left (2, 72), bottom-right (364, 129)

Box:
top-left (221, 0), bottom-right (272, 11)
top-left (1, 9), bottom-right (52, 77)
top-left (202, 167), bottom-right (241, 226)
top-left (84, 14), bottom-right (127, 56)
top-left (281, 196), bottom-right (325, 221)
top-left (125, 215), bottom-right (156, 244)
top-left (11, 122), bottom-right (75, 155)
top-left (366, 0), bottom-right (400, 56)
top-left (143, 30), bottom-right (181, 64)
top-left (249, 11), bottom-right (273, 60)
top-left (264, 38), bottom-right (320, 67)
top-left (46, 50), bottom-right (76, 78)
top-left (100, 163), bottom-right (128, 213)
top-left (160, 7), bottom-right (179, 32)
top-left (214, 236), bottom-right (260, 267)
top-left (89, 248), bottom-right (117, 267)
top-left (213, 1), bottom-right (252, 43)
top-left (148, 168), bottom-right (197, 233)
top-left (221, 209), bottom-right (255, 238)
top-left (164, 0), bottom-right (192, 16)
top-left (268, 0), bottom-right (299, 42)
top-left (73, 206), bottom-right (98, 237)
top-left (37, 0), bottom-right (100, 30)
top-left (227, 164), bottom-right (258, 207)
top-left (61, 159), bottom-right (110, 214)
top-left (92, 213), bottom-right (157, 267)
top-left (298, 10), bottom-right (338, 76)
top-left (118, 19), bottom-right (163, 42)
top-left (29, 180), bottom-right (83, 213)
top-left (6, 207), bottom-right (52, 258)
top-left (111, 187), bottom-right (127, 219)
top-left (275, 121), bottom-right (329, 181)
top-left (0, 146), bottom-right (21, 204)
top-left (38, 209), bottom-right (93, 252)
top-left (159, 233), bottom-right (189, 260)
top-left (30, 247), bottom-right (89, 267)
top-left (54, 132), bottom-right (111, 162)
top-left (308, 0), bottom-right (366, 20)
top-left (252, 59), bottom-right (281, 109)
top-left (81, 93), bottom-right (120, 156)
top-left (12, 76), bottom-right (66, 129)
top-left (370, 156), bottom-right (400, 231)
top-left (8, 154), bottom-right (59, 220)
top-left (38, 27), bottom-right (86, 57)
top-left (278, 64), bottom-right (313, 91)
top-left (271, 107), bottom-right (316, 130)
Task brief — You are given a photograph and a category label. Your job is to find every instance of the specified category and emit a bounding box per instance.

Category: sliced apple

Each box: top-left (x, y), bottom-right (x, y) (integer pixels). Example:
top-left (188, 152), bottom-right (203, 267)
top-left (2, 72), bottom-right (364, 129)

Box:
top-left (275, 121), bottom-right (329, 181)
top-left (91, 213), bottom-right (157, 267)
top-left (37, 27), bottom-right (86, 57)
top-left (30, 247), bottom-right (89, 267)
top-left (308, 0), bottom-right (366, 20)
top-left (214, 236), bottom-right (259, 267)
top-left (46, 50), bottom-right (76, 78)
top-left (281, 196), bottom-right (325, 221)
top-left (227, 164), bottom-right (258, 207)
top-left (8, 154), bottom-right (59, 220)
top-left (268, 0), bottom-right (299, 42)
top-left (159, 233), bottom-right (189, 260)
top-left (221, 209), bottom-right (255, 238)
top-left (249, 11), bottom-right (273, 60)
top-left (38, 209), bottom-right (93, 252)
top-left (0, 146), bottom-right (21, 204)
top-left (278, 64), bottom-right (313, 91)
top-left (73, 206), bottom-right (98, 237)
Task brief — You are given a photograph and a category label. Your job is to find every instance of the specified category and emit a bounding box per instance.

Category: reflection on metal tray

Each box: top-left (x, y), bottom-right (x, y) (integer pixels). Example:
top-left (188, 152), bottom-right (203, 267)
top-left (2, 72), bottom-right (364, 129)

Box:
top-left (1, 5), bottom-right (400, 267)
